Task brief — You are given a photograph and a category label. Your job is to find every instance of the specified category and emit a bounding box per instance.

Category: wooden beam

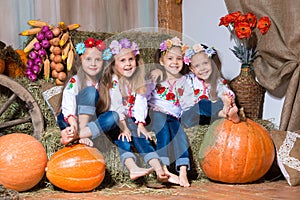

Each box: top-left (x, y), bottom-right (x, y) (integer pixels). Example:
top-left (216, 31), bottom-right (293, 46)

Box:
top-left (158, 0), bottom-right (182, 34)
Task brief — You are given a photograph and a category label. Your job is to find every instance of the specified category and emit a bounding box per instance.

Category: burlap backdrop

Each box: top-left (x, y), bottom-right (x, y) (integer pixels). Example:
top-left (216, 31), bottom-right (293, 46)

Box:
top-left (224, 0), bottom-right (300, 131)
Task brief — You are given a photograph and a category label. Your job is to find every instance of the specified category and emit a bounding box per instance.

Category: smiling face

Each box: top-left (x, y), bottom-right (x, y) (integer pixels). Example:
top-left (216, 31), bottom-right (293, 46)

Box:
top-left (190, 51), bottom-right (212, 81)
top-left (80, 47), bottom-right (103, 82)
top-left (160, 46), bottom-right (183, 79)
top-left (114, 48), bottom-right (137, 78)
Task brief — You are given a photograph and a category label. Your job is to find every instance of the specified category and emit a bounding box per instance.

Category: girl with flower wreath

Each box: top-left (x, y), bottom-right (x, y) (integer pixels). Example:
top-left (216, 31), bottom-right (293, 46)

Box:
top-left (146, 36), bottom-right (194, 187)
top-left (59, 37), bottom-right (119, 147)
top-left (181, 43), bottom-right (240, 127)
top-left (79, 38), bottom-right (170, 182)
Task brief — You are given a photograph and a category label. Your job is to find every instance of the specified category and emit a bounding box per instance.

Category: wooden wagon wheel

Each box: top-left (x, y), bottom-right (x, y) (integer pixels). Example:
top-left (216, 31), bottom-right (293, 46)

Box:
top-left (0, 74), bottom-right (44, 140)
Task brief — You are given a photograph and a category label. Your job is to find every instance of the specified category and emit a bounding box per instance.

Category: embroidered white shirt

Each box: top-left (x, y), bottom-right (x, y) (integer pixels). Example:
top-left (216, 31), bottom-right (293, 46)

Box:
top-left (109, 74), bottom-right (148, 124)
top-left (185, 72), bottom-right (234, 105)
top-left (147, 76), bottom-right (194, 118)
top-left (61, 75), bottom-right (98, 119)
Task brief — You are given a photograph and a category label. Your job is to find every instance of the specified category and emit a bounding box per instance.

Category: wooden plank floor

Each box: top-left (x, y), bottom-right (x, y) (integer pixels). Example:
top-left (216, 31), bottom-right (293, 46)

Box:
top-left (20, 180), bottom-right (300, 200)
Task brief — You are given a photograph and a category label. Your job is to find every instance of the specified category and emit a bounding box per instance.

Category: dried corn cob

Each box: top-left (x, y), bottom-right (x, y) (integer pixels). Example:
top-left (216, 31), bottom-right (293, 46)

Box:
top-left (27, 20), bottom-right (49, 27)
top-left (43, 58), bottom-right (50, 80)
top-left (66, 49), bottom-right (74, 71)
top-left (67, 24), bottom-right (80, 31)
top-left (59, 31), bottom-right (69, 47)
top-left (24, 37), bottom-right (38, 53)
top-left (58, 21), bottom-right (68, 31)
top-left (61, 41), bottom-right (71, 60)
top-left (19, 28), bottom-right (42, 36)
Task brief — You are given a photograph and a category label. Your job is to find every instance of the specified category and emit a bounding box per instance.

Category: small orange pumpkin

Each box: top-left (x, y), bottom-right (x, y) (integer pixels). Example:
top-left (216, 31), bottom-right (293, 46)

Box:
top-left (46, 144), bottom-right (106, 192)
top-left (199, 118), bottom-right (275, 183)
top-left (0, 133), bottom-right (47, 191)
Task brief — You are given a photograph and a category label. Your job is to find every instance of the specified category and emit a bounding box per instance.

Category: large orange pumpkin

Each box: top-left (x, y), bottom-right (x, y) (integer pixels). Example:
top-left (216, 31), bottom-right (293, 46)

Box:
top-left (46, 144), bottom-right (106, 192)
top-left (0, 133), bottom-right (47, 191)
top-left (198, 118), bottom-right (275, 183)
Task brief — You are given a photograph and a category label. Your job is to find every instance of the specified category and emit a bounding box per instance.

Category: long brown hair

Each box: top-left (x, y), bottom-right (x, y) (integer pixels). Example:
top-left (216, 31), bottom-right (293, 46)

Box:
top-left (96, 53), bottom-right (146, 115)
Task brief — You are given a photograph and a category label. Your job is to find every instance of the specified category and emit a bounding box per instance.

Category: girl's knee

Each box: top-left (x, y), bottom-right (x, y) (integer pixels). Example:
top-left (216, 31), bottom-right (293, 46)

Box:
top-left (77, 87), bottom-right (99, 106)
top-left (106, 111), bottom-right (120, 123)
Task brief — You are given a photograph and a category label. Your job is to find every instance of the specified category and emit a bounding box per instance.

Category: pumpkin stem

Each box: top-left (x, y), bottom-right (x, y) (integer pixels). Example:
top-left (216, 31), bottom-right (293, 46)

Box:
top-left (239, 107), bottom-right (247, 122)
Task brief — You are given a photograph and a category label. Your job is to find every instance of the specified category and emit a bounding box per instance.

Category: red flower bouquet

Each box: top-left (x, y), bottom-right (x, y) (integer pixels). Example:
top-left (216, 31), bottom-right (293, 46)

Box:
top-left (219, 11), bottom-right (271, 66)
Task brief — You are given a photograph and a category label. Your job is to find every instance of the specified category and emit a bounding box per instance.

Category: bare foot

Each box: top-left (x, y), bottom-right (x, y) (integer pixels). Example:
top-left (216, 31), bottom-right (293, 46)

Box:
top-left (163, 166), bottom-right (179, 184)
top-left (154, 168), bottom-right (170, 182)
top-left (60, 127), bottom-right (77, 145)
top-left (79, 138), bottom-right (93, 147)
top-left (179, 172), bottom-right (190, 187)
top-left (179, 166), bottom-right (190, 187)
top-left (227, 104), bottom-right (240, 123)
top-left (129, 167), bottom-right (153, 180)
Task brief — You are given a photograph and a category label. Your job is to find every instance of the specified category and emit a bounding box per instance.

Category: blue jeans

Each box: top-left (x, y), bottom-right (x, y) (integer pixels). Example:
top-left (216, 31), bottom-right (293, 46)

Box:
top-left (75, 87), bottom-right (159, 167)
top-left (181, 99), bottom-right (224, 128)
top-left (113, 117), bottom-right (160, 167)
top-left (57, 86), bottom-right (100, 130)
top-left (149, 110), bottom-right (190, 172)
top-left (57, 86), bottom-right (119, 140)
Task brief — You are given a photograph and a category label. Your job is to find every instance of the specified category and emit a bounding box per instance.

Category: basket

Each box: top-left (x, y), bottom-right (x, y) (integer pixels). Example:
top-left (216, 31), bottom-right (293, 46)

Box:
top-left (229, 66), bottom-right (266, 119)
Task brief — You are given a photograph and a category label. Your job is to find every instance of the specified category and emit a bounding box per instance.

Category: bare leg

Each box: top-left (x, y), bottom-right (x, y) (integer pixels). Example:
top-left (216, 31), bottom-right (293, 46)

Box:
top-left (221, 92), bottom-right (233, 117)
top-left (124, 158), bottom-right (153, 180)
top-left (78, 114), bottom-right (92, 131)
top-left (179, 165), bottom-right (190, 187)
top-left (148, 159), bottom-right (169, 182)
top-left (163, 165), bottom-right (179, 184)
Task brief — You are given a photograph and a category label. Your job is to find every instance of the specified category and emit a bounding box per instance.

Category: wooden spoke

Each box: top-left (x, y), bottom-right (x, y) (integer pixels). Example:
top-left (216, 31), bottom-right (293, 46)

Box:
top-left (0, 93), bottom-right (17, 116)
top-left (0, 74), bottom-right (44, 140)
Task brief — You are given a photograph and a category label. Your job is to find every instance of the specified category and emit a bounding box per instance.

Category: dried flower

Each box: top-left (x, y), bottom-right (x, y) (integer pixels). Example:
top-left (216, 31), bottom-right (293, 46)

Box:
top-left (219, 11), bottom-right (271, 67)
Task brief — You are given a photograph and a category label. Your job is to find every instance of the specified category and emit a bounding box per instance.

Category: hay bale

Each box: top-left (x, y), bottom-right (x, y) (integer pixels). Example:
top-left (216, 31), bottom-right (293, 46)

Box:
top-left (0, 30), bottom-right (276, 189)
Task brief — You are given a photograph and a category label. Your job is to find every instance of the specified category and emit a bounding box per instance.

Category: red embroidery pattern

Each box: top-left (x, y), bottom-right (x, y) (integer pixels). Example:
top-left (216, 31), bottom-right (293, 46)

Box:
top-left (156, 85), bottom-right (183, 106)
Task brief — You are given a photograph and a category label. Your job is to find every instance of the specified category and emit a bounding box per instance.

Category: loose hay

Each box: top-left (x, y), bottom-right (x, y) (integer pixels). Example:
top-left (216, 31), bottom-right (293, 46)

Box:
top-left (0, 30), bottom-right (276, 192)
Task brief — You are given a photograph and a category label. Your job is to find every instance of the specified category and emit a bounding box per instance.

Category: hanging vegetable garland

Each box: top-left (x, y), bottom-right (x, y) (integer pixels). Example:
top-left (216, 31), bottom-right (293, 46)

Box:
top-left (20, 20), bottom-right (79, 85)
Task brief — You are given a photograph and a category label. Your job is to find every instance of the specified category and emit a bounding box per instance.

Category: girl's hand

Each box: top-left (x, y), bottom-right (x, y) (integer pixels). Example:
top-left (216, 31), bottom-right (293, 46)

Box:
top-left (118, 129), bottom-right (132, 142)
top-left (137, 123), bottom-right (152, 140)
top-left (150, 69), bottom-right (163, 83)
top-left (118, 119), bottom-right (132, 142)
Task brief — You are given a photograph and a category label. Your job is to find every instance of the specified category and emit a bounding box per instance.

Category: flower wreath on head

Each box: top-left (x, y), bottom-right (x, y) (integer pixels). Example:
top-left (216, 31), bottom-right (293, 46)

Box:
top-left (159, 37), bottom-right (188, 55)
top-left (183, 44), bottom-right (216, 65)
top-left (101, 38), bottom-right (140, 61)
top-left (75, 37), bottom-right (109, 60)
